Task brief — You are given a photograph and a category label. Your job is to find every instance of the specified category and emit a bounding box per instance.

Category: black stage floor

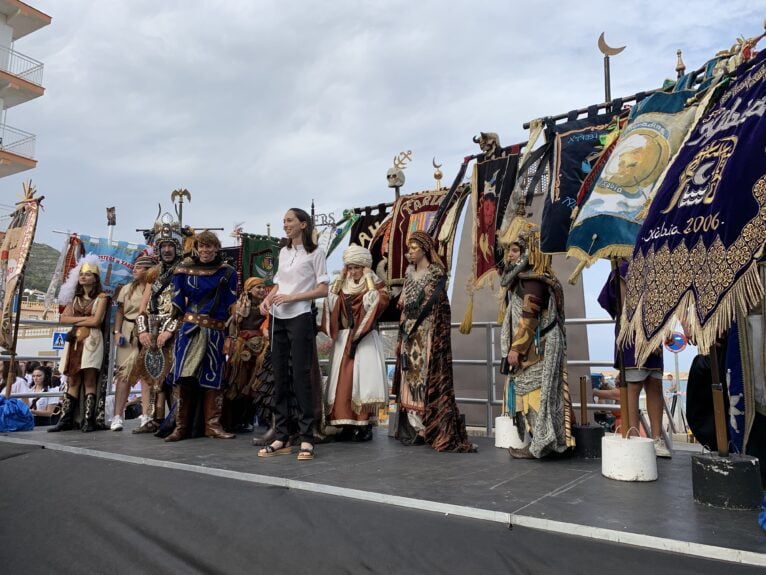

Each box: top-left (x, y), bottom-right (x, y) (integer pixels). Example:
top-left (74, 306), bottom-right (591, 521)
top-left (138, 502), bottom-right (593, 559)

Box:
top-left (1, 423), bottom-right (764, 574)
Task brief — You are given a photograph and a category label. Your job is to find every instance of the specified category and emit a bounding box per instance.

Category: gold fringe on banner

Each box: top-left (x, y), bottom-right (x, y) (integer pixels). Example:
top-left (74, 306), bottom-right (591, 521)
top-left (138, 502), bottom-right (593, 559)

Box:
top-left (459, 291), bottom-right (474, 334)
top-left (620, 257), bottom-right (765, 365)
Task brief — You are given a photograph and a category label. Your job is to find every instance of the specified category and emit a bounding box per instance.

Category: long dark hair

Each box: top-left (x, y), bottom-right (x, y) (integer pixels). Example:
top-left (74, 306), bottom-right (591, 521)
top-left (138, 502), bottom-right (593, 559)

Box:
top-left (74, 273), bottom-right (104, 298)
top-left (286, 208), bottom-right (317, 253)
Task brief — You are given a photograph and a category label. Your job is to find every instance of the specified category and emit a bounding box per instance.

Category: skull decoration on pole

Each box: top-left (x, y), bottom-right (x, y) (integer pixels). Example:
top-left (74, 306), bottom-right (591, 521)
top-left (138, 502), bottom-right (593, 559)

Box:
top-left (386, 150), bottom-right (412, 199)
top-left (472, 132), bottom-right (502, 160)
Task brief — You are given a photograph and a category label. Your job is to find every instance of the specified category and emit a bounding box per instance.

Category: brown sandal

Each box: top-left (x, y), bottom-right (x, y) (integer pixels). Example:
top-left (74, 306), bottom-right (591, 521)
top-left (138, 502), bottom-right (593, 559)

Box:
top-left (257, 441), bottom-right (293, 457)
top-left (297, 446), bottom-right (315, 461)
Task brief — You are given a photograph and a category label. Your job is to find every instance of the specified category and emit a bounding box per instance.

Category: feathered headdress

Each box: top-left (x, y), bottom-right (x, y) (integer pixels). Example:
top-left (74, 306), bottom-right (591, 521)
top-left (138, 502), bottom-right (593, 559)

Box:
top-left (58, 253), bottom-right (101, 305)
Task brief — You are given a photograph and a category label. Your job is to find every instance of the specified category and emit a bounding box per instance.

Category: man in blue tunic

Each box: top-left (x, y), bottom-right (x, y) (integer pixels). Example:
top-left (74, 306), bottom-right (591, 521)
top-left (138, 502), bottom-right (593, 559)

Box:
top-left (163, 230), bottom-right (239, 442)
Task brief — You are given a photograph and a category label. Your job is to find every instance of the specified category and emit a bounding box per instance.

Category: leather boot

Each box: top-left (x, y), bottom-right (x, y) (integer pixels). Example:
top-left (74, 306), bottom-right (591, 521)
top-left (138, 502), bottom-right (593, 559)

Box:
top-left (252, 414), bottom-right (277, 446)
top-left (508, 445), bottom-right (535, 459)
top-left (165, 386), bottom-right (191, 442)
top-left (81, 393), bottom-right (97, 432)
top-left (48, 393), bottom-right (77, 432)
top-left (204, 389), bottom-right (235, 439)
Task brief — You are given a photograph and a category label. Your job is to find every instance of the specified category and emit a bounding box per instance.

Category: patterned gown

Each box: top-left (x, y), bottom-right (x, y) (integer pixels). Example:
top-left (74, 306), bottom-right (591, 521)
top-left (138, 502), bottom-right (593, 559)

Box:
top-left (393, 263), bottom-right (475, 452)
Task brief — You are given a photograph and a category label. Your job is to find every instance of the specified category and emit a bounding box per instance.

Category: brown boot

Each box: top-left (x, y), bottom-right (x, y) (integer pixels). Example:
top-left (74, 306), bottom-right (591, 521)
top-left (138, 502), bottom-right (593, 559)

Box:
top-left (204, 389), bottom-right (235, 439)
top-left (165, 386), bottom-right (191, 442)
top-left (252, 414), bottom-right (277, 446)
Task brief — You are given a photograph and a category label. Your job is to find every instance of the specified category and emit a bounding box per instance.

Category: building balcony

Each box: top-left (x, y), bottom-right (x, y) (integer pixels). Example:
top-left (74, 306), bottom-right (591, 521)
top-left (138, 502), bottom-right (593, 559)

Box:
top-left (0, 122), bottom-right (35, 177)
top-left (0, 1), bottom-right (51, 41)
top-left (0, 44), bottom-right (43, 108)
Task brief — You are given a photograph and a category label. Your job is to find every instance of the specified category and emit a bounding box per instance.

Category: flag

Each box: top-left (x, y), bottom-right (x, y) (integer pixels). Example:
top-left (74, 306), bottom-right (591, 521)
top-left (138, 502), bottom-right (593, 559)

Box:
top-left (240, 233), bottom-right (280, 284)
top-left (348, 204), bottom-right (390, 249)
top-left (79, 235), bottom-right (147, 297)
top-left (383, 189), bottom-right (448, 285)
top-left (540, 106), bottom-right (622, 253)
top-left (469, 145), bottom-right (521, 288)
top-left (567, 69), bottom-right (720, 277)
top-left (620, 49), bottom-right (766, 361)
top-left (0, 185), bottom-right (42, 350)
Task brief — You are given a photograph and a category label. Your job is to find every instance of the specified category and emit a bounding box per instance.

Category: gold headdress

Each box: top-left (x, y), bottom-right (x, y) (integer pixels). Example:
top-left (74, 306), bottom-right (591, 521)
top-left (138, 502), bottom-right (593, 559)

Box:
top-left (499, 199), bottom-right (551, 276)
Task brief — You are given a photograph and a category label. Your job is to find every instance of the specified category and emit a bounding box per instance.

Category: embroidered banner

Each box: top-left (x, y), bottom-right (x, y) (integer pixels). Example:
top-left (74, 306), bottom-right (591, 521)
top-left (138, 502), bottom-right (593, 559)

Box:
top-left (240, 233), bottom-right (280, 284)
top-left (349, 205), bottom-right (390, 249)
top-left (44, 234), bottom-right (84, 316)
top-left (621, 50), bottom-right (766, 361)
top-left (0, 188), bottom-right (42, 350)
top-left (79, 235), bottom-right (147, 297)
top-left (540, 108), bottom-right (621, 253)
top-left (384, 189), bottom-right (447, 286)
top-left (470, 146), bottom-right (521, 287)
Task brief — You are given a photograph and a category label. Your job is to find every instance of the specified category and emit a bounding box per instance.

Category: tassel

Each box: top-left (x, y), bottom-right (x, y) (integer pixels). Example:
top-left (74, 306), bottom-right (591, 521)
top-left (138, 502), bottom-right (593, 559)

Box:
top-left (499, 215), bottom-right (526, 248)
top-left (459, 293), bottom-right (474, 334)
top-left (497, 299), bottom-right (507, 325)
top-left (567, 259), bottom-right (588, 285)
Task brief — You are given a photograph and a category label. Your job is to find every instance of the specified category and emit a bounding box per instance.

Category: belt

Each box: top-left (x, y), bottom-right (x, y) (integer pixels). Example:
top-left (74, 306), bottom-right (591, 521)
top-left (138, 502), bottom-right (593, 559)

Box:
top-left (239, 330), bottom-right (264, 340)
top-left (183, 312), bottom-right (226, 331)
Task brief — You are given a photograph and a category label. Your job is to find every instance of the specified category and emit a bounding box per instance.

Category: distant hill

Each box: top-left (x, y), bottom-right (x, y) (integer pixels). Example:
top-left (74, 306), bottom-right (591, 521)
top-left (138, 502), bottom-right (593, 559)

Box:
top-left (23, 242), bottom-right (60, 293)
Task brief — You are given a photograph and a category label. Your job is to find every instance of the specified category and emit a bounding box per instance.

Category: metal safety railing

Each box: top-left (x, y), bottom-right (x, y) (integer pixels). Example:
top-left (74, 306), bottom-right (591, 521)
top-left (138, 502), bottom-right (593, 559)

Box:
top-left (4, 317), bottom-right (617, 436)
top-left (0, 123), bottom-right (36, 159)
top-left (0, 45), bottom-right (44, 86)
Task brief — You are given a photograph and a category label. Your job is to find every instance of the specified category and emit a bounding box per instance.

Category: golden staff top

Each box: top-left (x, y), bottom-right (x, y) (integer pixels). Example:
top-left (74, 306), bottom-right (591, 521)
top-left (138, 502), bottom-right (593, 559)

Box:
top-left (171, 188), bottom-right (191, 227)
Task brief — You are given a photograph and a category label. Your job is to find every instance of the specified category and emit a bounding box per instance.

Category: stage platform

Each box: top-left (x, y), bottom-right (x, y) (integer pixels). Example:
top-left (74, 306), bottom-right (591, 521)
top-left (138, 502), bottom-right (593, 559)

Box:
top-left (1, 422), bottom-right (763, 574)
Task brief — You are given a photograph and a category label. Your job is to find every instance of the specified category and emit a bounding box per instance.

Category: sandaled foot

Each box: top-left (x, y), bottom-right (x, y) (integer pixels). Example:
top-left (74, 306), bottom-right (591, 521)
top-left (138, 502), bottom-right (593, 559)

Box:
top-left (297, 444), bottom-right (315, 461)
top-left (257, 440), bottom-right (292, 458)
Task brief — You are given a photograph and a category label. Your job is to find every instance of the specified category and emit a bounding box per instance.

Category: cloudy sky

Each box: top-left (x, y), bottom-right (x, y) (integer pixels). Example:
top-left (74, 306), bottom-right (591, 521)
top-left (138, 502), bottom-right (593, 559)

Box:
top-left (4, 0), bottom-right (764, 371)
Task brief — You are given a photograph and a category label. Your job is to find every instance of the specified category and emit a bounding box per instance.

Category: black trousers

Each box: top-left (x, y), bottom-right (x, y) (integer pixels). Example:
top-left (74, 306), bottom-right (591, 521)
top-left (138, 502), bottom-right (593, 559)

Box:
top-left (271, 312), bottom-right (316, 443)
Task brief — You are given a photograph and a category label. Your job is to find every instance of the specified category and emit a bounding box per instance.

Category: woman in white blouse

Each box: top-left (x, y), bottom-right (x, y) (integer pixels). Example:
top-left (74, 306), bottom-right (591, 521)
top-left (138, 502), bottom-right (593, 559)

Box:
top-left (258, 208), bottom-right (329, 461)
top-left (29, 367), bottom-right (60, 424)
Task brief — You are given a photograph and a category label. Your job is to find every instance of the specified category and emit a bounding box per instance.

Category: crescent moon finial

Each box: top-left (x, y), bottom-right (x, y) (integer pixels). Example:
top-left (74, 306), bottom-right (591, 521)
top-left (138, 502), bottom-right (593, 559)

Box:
top-left (432, 157), bottom-right (442, 169)
top-left (598, 32), bottom-right (626, 57)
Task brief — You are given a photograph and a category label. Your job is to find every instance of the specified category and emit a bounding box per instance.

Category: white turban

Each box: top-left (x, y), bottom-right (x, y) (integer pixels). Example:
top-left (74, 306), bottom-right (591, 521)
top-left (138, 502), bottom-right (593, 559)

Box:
top-left (343, 244), bottom-right (372, 268)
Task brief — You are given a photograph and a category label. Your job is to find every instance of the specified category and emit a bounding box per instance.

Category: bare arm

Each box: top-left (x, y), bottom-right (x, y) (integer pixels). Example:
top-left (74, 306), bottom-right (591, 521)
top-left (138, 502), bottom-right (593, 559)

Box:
top-left (75, 295), bottom-right (108, 328)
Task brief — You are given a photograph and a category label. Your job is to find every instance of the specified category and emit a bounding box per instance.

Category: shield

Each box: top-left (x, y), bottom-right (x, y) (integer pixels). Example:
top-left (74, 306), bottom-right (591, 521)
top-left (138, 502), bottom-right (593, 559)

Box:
top-left (131, 345), bottom-right (174, 387)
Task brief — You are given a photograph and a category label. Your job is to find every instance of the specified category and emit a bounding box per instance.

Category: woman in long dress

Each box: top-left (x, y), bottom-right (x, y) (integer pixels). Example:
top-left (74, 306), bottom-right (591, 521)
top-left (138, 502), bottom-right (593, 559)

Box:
top-left (322, 245), bottom-right (389, 442)
top-left (393, 231), bottom-right (476, 453)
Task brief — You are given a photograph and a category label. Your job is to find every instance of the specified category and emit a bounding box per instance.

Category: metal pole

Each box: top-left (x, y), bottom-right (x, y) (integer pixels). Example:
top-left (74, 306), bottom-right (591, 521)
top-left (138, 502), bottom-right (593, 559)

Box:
top-left (485, 323), bottom-right (495, 436)
top-left (4, 272), bottom-right (26, 398)
top-left (708, 346), bottom-right (729, 456)
top-left (579, 375), bottom-right (588, 426)
top-left (603, 55), bottom-right (611, 102)
top-left (611, 258), bottom-right (630, 438)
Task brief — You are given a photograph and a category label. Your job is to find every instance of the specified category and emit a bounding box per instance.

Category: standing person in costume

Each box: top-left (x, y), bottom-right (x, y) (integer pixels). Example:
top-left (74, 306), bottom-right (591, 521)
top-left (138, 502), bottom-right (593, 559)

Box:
top-left (393, 231), bottom-right (476, 452)
top-left (322, 244), bottom-right (389, 442)
top-left (110, 254), bottom-right (157, 431)
top-left (49, 255), bottom-right (111, 433)
top-left (224, 276), bottom-right (272, 434)
top-left (598, 260), bottom-right (670, 457)
top-left (258, 208), bottom-right (329, 461)
top-left (134, 217), bottom-right (185, 434)
top-left (499, 223), bottom-right (573, 459)
top-left (163, 230), bottom-right (238, 442)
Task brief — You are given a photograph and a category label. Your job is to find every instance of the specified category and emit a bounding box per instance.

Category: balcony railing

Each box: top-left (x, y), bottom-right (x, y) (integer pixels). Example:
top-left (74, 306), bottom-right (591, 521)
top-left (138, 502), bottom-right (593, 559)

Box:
top-left (0, 123), bottom-right (35, 159)
top-left (0, 44), bottom-right (43, 86)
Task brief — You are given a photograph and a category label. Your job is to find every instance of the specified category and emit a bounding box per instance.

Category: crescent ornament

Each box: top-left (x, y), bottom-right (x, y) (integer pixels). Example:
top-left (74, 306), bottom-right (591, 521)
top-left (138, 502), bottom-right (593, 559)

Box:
top-left (598, 32), bottom-right (626, 57)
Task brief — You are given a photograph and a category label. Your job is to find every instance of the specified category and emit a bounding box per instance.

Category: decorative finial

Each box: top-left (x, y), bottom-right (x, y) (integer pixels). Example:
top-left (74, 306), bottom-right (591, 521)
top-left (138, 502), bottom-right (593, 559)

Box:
top-left (675, 49), bottom-right (686, 78)
top-left (386, 150), bottom-right (412, 190)
top-left (432, 157), bottom-right (443, 190)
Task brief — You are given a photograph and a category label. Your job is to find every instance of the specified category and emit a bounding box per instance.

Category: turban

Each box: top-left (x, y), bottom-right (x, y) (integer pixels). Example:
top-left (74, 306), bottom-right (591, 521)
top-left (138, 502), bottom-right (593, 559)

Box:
top-left (244, 277), bottom-right (265, 292)
top-left (342, 244), bottom-right (373, 268)
top-left (134, 254), bottom-right (158, 268)
top-left (408, 231), bottom-right (443, 267)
